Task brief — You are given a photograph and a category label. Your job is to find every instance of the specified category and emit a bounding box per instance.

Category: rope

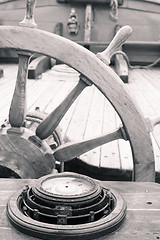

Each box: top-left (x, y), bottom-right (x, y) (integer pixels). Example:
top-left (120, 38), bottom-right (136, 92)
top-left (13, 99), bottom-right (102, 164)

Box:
top-left (111, 50), bottom-right (160, 69)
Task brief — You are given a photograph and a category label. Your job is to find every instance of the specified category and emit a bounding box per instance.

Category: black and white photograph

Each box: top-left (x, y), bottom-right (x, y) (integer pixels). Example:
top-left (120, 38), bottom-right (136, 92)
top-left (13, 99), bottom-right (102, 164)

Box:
top-left (0, 0), bottom-right (160, 239)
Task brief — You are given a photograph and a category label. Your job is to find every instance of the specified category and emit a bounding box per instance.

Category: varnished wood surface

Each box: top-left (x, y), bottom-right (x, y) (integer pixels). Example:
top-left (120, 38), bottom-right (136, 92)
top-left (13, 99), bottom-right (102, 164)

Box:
top-left (0, 26), bottom-right (155, 181)
top-left (28, 56), bottom-right (52, 79)
top-left (1, 178), bottom-right (160, 239)
top-left (0, 64), bottom-right (160, 180)
top-left (9, 53), bottom-right (31, 127)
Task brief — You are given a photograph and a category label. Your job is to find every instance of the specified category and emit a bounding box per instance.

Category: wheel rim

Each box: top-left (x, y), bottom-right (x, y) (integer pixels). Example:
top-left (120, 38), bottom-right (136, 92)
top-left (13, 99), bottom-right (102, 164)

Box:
top-left (0, 26), bottom-right (155, 181)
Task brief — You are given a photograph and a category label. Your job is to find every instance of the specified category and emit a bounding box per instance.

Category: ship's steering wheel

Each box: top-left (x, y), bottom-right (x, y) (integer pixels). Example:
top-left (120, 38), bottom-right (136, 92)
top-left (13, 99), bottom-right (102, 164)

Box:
top-left (0, 22), bottom-right (155, 181)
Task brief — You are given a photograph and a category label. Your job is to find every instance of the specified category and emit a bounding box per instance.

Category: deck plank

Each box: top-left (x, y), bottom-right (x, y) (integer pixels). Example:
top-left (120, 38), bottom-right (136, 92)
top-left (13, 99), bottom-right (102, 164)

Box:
top-left (80, 87), bottom-right (105, 167)
top-left (65, 85), bottom-right (95, 141)
top-left (100, 100), bottom-right (121, 169)
top-left (115, 114), bottom-right (133, 171)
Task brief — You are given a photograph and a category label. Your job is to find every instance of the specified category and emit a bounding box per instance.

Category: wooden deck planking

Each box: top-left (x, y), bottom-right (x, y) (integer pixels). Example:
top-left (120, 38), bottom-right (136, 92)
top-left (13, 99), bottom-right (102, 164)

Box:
top-left (126, 71), bottom-right (158, 117)
top-left (140, 68), bottom-right (160, 91)
top-left (115, 113), bottom-right (133, 171)
top-left (128, 69), bottom-right (160, 117)
top-left (27, 80), bottom-right (65, 112)
top-left (80, 87), bottom-right (105, 167)
top-left (44, 81), bottom-right (77, 114)
top-left (127, 68), bottom-right (160, 174)
top-left (0, 64), bottom-right (17, 123)
top-left (100, 100), bottom-right (121, 170)
top-left (64, 85), bottom-right (95, 141)
top-left (0, 64), bottom-right (160, 178)
top-left (27, 79), bottom-right (56, 112)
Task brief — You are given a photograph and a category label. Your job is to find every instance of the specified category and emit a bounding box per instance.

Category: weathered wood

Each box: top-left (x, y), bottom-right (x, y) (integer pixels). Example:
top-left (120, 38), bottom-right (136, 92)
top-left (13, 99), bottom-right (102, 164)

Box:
top-left (36, 76), bottom-right (91, 140)
top-left (1, 63), bottom-right (160, 180)
top-left (100, 100), bottom-right (121, 170)
top-left (0, 26), bottom-right (155, 181)
top-left (1, 179), bottom-right (160, 239)
top-left (145, 116), bottom-right (160, 132)
top-left (9, 0), bottom-right (37, 127)
top-left (115, 113), bottom-right (133, 171)
top-left (97, 25), bottom-right (132, 65)
top-left (28, 16), bottom-right (63, 80)
top-left (114, 25), bottom-right (129, 83)
top-left (9, 53), bottom-right (31, 127)
top-left (28, 55), bottom-right (51, 79)
top-left (0, 127), bottom-right (55, 178)
top-left (115, 53), bottom-right (129, 83)
top-left (84, 4), bottom-right (92, 45)
top-left (57, 0), bottom-right (123, 3)
top-left (19, 0), bottom-right (37, 28)
top-left (80, 87), bottom-right (105, 167)
top-left (54, 126), bottom-right (126, 162)
top-left (0, 0), bottom-right (159, 66)
top-left (54, 22), bottom-right (63, 36)
top-left (62, 84), bottom-right (95, 141)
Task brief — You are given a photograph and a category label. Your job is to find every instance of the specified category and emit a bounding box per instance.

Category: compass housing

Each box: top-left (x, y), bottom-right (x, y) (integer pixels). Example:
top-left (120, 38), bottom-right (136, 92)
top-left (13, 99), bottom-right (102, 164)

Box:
top-left (7, 172), bottom-right (127, 239)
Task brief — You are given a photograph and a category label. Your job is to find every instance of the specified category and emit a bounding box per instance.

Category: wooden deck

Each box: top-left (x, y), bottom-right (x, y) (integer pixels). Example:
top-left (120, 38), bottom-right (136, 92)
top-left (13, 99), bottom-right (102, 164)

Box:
top-left (0, 63), bottom-right (160, 181)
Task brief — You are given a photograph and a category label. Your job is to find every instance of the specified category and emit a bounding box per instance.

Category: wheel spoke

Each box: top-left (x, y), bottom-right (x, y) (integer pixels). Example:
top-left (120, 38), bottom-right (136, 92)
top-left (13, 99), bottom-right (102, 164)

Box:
top-left (9, 0), bottom-right (37, 128)
top-left (36, 75), bottom-right (92, 140)
top-left (0, 21), bottom-right (155, 181)
top-left (9, 52), bottom-right (31, 127)
top-left (54, 126), bottom-right (127, 162)
top-left (97, 25), bottom-right (132, 65)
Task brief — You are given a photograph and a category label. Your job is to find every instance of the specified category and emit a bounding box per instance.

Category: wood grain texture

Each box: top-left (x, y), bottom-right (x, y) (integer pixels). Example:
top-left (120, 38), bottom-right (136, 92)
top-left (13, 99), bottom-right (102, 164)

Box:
top-left (1, 179), bottom-right (160, 239)
top-left (97, 25), bottom-right (132, 65)
top-left (19, 0), bottom-right (37, 28)
top-left (9, 0), bottom-right (37, 127)
top-left (9, 53), bottom-right (31, 127)
top-left (0, 127), bottom-right (55, 178)
top-left (1, 64), bottom-right (160, 180)
top-left (54, 127), bottom-right (125, 162)
top-left (84, 4), bottom-right (92, 43)
top-left (109, 25), bottom-right (129, 83)
top-left (36, 77), bottom-right (91, 140)
top-left (0, 26), bottom-right (155, 181)
top-left (115, 52), bottom-right (129, 83)
top-left (28, 55), bottom-right (51, 79)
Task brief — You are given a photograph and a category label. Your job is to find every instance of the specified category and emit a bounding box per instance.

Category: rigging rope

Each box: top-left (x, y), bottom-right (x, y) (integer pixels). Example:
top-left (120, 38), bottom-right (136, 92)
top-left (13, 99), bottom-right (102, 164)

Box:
top-left (111, 50), bottom-right (160, 69)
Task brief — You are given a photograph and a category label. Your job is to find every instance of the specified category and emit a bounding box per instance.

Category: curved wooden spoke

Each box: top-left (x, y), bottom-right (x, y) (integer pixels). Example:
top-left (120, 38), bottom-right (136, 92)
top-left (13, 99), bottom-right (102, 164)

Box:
top-left (9, 53), bottom-right (31, 127)
top-left (36, 75), bottom-right (92, 140)
top-left (0, 25), bottom-right (155, 181)
top-left (54, 126), bottom-right (127, 162)
top-left (97, 25), bottom-right (132, 65)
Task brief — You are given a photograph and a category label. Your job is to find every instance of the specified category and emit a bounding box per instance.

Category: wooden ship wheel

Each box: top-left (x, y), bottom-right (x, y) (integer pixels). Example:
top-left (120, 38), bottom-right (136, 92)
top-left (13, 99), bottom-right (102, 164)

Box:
top-left (0, 0), bottom-right (156, 182)
top-left (1, 1), bottom-right (160, 239)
